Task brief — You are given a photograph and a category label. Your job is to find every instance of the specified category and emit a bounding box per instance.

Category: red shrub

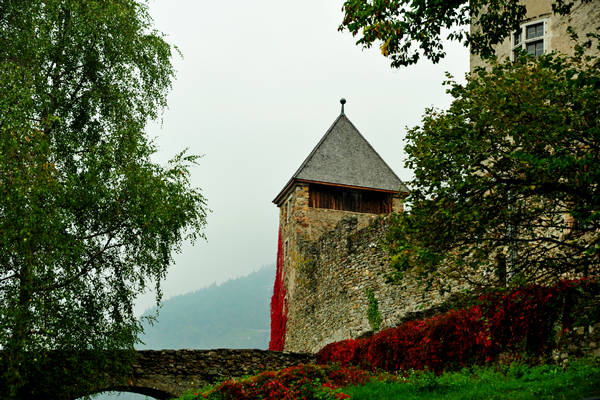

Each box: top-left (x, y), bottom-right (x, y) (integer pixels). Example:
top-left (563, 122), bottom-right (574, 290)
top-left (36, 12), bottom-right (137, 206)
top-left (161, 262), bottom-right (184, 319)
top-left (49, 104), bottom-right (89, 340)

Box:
top-left (326, 365), bottom-right (372, 387)
top-left (417, 307), bottom-right (487, 371)
top-left (316, 338), bottom-right (364, 366)
top-left (201, 364), bottom-right (372, 400)
top-left (316, 278), bottom-right (598, 373)
top-left (364, 319), bottom-right (427, 371)
top-left (478, 285), bottom-right (562, 356)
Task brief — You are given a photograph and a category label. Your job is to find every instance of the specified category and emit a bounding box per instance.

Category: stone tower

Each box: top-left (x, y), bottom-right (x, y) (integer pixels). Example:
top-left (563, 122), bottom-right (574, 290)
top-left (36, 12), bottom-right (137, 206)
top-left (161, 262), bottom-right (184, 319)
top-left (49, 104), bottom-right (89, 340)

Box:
top-left (270, 100), bottom-right (407, 352)
top-left (470, 0), bottom-right (600, 70)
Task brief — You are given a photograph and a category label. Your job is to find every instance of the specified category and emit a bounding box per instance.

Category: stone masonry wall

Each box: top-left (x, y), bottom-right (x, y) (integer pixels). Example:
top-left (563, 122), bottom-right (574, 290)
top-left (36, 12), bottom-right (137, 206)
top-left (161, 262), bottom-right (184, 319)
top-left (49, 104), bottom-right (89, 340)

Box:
top-left (279, 183), bottom-right (401, 309)
top-left (553, 322), bottom-right (600, 364)
top-left (283, 215), bottom-right (459, 353)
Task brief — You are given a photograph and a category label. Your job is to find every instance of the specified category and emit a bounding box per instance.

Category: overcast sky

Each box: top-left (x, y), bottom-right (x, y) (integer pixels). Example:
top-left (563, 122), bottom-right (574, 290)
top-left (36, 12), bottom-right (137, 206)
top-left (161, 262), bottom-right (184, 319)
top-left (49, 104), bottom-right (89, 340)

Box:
top-left (134, 0), bottom-right (469, 315)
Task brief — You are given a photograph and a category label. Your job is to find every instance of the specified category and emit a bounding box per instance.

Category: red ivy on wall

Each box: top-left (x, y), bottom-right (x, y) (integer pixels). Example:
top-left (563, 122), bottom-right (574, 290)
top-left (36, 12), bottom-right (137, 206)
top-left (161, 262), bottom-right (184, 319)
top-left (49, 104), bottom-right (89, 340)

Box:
top-left (269, 228), bottom-right (287, 351)
top-left (317, 278), bottom-right (598, 373)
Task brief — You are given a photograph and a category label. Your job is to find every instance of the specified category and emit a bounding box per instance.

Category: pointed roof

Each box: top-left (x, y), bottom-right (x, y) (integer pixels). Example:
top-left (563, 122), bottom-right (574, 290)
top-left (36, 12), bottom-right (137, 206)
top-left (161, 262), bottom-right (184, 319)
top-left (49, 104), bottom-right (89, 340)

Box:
top-left (273, 113), bottom-right (407, 205)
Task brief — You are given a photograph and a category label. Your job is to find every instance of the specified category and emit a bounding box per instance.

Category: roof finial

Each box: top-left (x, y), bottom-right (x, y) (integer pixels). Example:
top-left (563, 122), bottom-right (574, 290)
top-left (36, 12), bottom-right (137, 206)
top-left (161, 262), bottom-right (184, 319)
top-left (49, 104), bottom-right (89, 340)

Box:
top-left (340, 98), bottom-right (346, 115)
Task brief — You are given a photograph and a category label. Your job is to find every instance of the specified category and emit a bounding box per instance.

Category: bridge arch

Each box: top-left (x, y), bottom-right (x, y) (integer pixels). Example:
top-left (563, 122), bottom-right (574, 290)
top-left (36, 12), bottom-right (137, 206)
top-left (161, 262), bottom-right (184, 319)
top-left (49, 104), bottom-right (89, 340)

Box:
top-left (81, 386), bottom-right (175, 400)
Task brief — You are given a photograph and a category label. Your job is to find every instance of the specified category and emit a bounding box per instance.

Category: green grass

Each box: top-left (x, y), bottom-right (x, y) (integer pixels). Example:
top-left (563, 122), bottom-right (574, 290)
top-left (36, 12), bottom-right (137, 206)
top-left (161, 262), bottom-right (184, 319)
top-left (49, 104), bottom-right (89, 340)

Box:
top-left (343, 358), bottom-right (600, 400)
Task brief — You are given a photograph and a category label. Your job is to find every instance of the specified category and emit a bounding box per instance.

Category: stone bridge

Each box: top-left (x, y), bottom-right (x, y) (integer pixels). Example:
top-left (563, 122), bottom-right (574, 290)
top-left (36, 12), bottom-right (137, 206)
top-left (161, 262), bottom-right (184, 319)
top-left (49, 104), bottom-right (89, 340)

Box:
top-left (88, 349), bottom-right (314, 399)
top-left (12, 349), bottom-right (315, 400)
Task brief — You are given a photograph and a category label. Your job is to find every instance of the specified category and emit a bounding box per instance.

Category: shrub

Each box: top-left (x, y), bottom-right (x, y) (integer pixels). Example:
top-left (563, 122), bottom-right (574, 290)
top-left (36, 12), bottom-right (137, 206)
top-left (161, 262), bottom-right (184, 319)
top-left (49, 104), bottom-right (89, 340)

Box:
top-left (317, 338), bottom-right (365, 366)
top-left (365, 288), bottom-right (383, 332)
top-left (192, 364), bottom-right (373, 400)
top-left (365, 319), bottom-right (428, 371)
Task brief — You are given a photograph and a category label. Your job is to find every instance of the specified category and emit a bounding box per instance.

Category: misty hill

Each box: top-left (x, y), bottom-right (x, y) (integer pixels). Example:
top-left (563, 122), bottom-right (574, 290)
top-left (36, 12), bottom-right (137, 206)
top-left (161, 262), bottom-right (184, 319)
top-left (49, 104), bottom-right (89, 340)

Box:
top-left (92, 266), bottom-right (275, 399)
top-left (138, 266), bottom-right (274, 350)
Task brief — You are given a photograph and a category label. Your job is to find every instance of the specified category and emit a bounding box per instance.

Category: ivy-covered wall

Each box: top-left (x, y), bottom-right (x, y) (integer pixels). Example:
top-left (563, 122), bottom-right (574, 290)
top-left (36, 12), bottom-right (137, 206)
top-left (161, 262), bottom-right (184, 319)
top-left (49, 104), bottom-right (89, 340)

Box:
top-left (275, 183), bottom-right (387, 352)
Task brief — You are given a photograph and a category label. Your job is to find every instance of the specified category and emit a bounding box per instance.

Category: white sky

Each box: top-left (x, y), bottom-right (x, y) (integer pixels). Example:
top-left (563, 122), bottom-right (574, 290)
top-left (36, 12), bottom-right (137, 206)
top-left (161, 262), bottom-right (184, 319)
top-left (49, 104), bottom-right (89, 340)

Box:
top-left (135, 0), bottom-right (469, 315)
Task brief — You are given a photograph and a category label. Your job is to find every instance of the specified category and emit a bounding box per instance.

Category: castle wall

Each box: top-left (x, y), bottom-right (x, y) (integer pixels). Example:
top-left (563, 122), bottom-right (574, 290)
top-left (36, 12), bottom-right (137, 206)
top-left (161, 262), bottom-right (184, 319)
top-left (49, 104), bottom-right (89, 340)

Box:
top-left (282, 215), bottom-right (459, 353)
top-left (470, 0), bottom-right (600, 71)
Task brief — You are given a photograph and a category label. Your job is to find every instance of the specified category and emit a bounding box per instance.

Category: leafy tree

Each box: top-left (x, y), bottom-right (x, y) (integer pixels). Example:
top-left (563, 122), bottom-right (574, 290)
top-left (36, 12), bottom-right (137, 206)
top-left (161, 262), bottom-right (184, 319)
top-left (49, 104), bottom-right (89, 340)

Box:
top-left (385, 43), bottom-right (600, 289)
top-left (0, 0), bottom-right (207, 397)
top-left (339, 0), bottom-right (593, 67)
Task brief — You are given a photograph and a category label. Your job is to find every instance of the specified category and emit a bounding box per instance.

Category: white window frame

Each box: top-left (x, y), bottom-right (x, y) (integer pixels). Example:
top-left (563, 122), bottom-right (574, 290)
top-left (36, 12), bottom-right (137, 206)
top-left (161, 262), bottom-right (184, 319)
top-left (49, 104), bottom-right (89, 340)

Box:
top-left (511, 19), bottom-right (548, 60)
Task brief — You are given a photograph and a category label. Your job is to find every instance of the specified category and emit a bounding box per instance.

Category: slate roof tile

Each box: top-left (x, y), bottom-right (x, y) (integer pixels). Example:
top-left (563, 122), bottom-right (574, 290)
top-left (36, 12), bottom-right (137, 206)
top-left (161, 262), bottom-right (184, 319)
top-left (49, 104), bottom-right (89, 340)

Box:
top-left (274, 113), bottom-right (407, 204)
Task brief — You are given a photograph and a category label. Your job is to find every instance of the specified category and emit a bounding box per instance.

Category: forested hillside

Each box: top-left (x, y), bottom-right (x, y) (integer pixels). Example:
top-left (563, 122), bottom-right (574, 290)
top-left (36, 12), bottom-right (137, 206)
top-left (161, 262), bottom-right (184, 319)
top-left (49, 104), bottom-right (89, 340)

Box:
top-left (139, 266), bottom-right (273, 349)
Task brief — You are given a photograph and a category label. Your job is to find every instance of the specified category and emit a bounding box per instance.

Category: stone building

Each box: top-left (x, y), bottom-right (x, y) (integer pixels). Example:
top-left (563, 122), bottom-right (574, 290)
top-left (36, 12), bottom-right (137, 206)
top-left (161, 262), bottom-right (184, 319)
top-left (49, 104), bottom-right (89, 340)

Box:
top-left (470, 0), bottom-right (600, 70)
top-left (270, 101), bottom-right (416, 352)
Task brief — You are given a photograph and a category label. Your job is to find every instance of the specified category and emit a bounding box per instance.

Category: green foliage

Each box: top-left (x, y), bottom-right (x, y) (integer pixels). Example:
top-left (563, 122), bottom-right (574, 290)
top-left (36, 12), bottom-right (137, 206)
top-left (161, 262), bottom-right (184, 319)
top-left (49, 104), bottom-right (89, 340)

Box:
top-left (344, 358), bottom-right (600, 400)
top-left (409, 369), bottom-right (439, 392)
top-left (0, 0), bottom-right (207, 397)
top-left (295, 257), bottom-right (318, 290)
top-left (339, 0), bottom-right (592, 67)
top-left (365, 288), bottom-right (382, 332)
top-left (296, 257), bottom-right (316, 274)
top-left (385, 44), bottom-right (600, 288)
